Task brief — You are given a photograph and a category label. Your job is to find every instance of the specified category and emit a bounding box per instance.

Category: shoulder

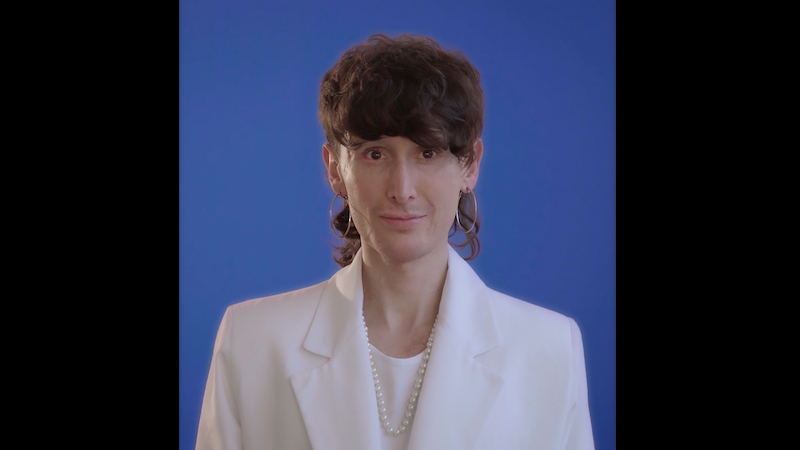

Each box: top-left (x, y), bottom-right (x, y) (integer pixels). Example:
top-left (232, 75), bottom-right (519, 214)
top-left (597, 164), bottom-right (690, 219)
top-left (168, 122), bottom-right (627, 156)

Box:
top-left (488, 288), bottom-right (573, 328)
top-left (486, 287), bottom-right (581, 354)
top-left (228, 280), bottom-right (327, 318)
top-left (221, 280), bottom-right (329, 347)
top-left (477, 288), bottom-right (587, 394)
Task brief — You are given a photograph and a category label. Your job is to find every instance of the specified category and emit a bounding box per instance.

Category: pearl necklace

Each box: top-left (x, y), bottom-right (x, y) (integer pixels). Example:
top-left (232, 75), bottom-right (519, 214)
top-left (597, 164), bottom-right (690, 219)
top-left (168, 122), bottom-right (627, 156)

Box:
top-left (362, 314), bottom-right (437, 437)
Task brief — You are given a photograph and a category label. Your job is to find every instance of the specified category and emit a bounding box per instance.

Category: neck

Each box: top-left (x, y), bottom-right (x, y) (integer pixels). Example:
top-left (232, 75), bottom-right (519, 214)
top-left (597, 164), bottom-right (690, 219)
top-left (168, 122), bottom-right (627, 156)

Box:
top-left (361, 243), bottom-right (448, 336)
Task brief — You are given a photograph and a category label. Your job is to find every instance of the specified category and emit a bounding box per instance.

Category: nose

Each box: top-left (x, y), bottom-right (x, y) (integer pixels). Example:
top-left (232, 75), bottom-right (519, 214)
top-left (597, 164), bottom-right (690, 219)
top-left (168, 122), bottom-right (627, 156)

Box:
top-left (387, 159), bottom-right (415, 204)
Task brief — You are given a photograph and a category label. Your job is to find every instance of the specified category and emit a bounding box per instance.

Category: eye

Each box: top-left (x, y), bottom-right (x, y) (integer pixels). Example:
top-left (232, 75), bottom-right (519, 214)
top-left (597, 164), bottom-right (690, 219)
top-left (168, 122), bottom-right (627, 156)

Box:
top-left (421, 149), bottom-right (438, 159)
top-left (366, 149), bottom-right (383, 160)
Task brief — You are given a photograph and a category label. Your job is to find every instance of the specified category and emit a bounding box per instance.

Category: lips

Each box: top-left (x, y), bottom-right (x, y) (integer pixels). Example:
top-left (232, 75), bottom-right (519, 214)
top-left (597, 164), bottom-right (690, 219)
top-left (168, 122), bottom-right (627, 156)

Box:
top-left (379, 214), bottom-right (426, 228)
top-left (380, 214), bottom-right (424, 220)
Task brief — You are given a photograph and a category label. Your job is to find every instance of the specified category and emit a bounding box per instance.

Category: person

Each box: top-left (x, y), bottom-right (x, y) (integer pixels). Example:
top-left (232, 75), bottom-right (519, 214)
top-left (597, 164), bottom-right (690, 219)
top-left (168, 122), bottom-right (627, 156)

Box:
top-left (196, 34), bottom-right (594, 450)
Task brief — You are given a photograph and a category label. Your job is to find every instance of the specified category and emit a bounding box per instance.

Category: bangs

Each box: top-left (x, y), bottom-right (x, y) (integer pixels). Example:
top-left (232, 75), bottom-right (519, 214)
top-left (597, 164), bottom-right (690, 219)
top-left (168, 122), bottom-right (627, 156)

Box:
top-left (338, 68), bottom-right (452, 152)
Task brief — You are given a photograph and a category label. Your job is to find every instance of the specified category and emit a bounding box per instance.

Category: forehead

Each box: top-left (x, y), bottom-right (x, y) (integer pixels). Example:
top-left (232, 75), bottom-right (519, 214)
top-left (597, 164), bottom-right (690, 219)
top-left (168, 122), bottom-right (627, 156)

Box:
top-left (348, 135), bottom-right (431, 150)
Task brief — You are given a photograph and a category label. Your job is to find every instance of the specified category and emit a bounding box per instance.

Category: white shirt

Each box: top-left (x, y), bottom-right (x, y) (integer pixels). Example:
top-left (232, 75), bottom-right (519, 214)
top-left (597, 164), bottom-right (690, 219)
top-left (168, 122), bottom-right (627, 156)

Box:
top-left (369, 344), bottom-right (425, 450)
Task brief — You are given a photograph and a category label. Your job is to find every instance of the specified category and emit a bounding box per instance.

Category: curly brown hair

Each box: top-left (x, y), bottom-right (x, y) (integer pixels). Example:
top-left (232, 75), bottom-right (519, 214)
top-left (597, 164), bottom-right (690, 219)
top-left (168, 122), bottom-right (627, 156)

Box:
top-left (319, 34), bottom-right (483, 267)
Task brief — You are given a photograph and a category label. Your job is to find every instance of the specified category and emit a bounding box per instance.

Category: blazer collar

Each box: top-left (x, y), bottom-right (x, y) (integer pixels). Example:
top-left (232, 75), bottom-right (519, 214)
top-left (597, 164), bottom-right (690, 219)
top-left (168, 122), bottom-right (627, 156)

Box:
top-left (291, 246), bottom-right (503, 449)
top-left (300, 249), bottom-right (364, 359)
top-left (437, 245), bottom-right (501, 356)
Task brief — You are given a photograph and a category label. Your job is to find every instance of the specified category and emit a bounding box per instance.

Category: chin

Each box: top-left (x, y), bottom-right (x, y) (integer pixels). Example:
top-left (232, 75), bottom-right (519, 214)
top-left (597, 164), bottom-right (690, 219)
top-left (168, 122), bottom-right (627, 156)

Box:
top-left (367, 236), bottom-right (445, 265)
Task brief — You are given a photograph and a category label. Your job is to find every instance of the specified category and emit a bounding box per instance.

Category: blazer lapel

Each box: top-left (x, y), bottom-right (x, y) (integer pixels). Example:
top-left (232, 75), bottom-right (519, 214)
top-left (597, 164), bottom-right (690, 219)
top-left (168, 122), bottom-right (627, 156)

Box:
top-left (406, 246), bottom-right (505, 449)
top-left (289, 251), bottom-right (382, 450)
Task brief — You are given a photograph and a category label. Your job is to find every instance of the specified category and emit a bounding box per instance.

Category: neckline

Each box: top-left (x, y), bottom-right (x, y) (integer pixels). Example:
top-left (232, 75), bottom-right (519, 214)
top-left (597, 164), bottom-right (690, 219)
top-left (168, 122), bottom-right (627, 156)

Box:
top-left (368, 343), bottom-right (425, 366)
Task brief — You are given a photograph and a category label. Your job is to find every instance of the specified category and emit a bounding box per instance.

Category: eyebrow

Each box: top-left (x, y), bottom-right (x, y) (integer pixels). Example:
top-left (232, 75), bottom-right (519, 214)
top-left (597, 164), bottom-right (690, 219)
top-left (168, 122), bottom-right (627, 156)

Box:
top-left (348, 137), bottom-right (388, 150)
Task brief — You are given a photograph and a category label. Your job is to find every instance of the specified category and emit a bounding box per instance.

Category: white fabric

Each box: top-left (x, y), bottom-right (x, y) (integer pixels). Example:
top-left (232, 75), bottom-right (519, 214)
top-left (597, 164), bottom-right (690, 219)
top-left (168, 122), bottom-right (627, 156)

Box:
top-left (196, 245), bottom-right (595, 450)
top-left (369, 344), bottom-right (422, 450)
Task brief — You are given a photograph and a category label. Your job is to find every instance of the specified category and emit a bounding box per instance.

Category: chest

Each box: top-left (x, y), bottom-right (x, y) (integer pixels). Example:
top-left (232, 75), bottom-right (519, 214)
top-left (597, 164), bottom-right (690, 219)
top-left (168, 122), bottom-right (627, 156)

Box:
top-left (365, 322), bottom-right (434, 358)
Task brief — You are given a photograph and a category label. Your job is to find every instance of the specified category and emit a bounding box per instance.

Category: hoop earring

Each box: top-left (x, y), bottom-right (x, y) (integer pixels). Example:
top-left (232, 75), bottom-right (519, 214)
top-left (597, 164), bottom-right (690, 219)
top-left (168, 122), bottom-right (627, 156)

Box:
top-left (330, 192), bottom-right (353, 238)
top-left (456, 189), bottom-right (478, 234)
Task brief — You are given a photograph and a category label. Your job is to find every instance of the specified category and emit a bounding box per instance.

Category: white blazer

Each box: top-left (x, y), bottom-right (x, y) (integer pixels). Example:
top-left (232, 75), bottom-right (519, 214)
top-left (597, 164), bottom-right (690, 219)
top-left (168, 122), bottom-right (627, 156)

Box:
top-left (196, 246), bottom-right (594, 450)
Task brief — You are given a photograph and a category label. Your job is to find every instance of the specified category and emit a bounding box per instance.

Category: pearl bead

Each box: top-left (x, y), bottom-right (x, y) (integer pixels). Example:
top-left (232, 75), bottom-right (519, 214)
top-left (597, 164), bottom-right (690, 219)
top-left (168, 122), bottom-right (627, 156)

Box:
top-left (407, 404), bottom-right (415, 411)
top-left (381, 414), bottom-right (388, 421)
top-left (399, 425), bottom-right (406, 432)
top-left (403, 419), bottom-right (410, 425)
top-left (405, 411), bottom-right (412, 418)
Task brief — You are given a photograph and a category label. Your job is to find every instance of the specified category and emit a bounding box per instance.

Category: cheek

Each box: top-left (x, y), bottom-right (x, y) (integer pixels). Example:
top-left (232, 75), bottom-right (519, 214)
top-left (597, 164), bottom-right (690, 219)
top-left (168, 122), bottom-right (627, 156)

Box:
top-left (432, 182), bottom-right (462, 221)
top-left (342, 174), bottom-right (367, 202)
top-left (343, 164), bottom-right (383, 198)
top-left (341, 174), bottom-right (374, 222)
top-left (443, 193), bottom-right (461, 222)
top-left (339, 164), bottom-right (362, 197)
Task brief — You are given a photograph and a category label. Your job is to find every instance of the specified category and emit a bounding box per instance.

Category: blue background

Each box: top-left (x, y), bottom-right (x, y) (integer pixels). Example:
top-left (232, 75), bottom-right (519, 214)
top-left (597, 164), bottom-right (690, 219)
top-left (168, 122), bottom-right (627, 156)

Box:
top-left (180, 0), bottom-right (615, 448)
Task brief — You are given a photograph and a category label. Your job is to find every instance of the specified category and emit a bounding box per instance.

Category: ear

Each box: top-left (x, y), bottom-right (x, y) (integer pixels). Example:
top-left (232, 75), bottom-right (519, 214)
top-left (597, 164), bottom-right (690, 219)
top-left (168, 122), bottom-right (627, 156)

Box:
top-left (462, 139), bottom-right (483, 192)
top-left (323, 143), bottom-right (347, 196)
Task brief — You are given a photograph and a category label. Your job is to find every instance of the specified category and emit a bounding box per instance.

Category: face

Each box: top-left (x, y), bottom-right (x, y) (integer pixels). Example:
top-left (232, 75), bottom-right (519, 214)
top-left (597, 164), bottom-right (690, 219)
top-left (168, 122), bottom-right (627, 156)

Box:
top-left (324, 136), bottom-right (482, 265)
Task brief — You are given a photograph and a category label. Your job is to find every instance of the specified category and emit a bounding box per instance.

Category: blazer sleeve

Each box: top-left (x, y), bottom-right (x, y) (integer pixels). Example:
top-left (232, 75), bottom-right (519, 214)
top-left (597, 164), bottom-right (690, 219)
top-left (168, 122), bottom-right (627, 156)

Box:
top-left (196, 307), bottom-right (242, 450)
top-left (562, 318), bottom-right (595, 450)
